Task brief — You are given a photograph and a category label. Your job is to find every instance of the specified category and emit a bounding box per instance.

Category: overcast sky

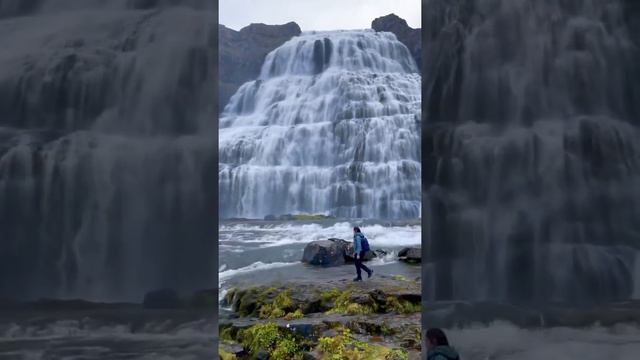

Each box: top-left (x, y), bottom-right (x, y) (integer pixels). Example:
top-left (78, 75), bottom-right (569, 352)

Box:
top-left (219, 0), bottom-right (421, 31)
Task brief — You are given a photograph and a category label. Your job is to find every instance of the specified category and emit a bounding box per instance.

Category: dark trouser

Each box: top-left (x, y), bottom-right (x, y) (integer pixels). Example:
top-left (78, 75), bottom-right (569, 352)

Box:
top-left (354, 251), bottom-right (371, 279)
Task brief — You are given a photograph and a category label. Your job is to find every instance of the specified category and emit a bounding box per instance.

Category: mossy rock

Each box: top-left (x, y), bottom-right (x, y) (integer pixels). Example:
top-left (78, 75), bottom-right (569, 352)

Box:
top-left (385, 296), bottom-right (420, 314)
top-left (220, 325), bottom-right (238, 342)
top-left (227, 287), bottom-right (287, 317)
top-left (317, 328), bottom-right (409, 360)
top-left (284, 309), bottom-right (304, 320)
top-left (325, 290), bottom-right (377, 315)
top-left (235, 322), bottom-right (308, 360)
top-left (218, 346), bottom-right (237, 360)
top-left (227, 282), bottom-right (420, 321)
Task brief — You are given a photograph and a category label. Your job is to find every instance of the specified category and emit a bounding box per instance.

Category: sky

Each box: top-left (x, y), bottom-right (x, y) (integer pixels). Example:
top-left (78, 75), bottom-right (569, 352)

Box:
top-left (219, 0), bottom-right (421, 31)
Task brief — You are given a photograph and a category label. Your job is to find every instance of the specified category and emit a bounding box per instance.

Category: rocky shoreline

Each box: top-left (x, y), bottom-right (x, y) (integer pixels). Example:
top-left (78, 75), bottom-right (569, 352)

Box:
top-left (219, 275), bottom-right (421, 360)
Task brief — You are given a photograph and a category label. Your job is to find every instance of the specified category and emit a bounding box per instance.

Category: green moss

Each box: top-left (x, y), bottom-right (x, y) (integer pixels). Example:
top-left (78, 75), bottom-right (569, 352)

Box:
top-left (256, 289), bottom-right (295, 319)
top-left (255, 287), bottom-right (278, 305)
top-left (239, 322), bottom-right (281, 354)
top-left (272, 337), bottom-right (301, 360)
top-left (258, 303), bottom-right (287, 319)
top-left (218, 347), bottom-right (237, 360)
top-left (391, 275), bottom-right (407, 281)
top-left (224, 288), bottom-right (237, 305)
top-left (385, 296), bottom-right (420, 314)
top-left (257, 304), bottom-right (276, 319)
top-left (236, 288), bottom-right (265, 316)
top-left (317, 328), bottom-right (405, 360)
top-left (271, 307), bottom-right (286, 318)
top-left (326, 290), bottom-right (375, 315)
top-left (347, 303), bottom-right (374, 315)
top-left (380, 323), bottom-right (395, 336)
top-left (385, 349), bottom-right (409, 360)
top-left (318, 334), bottom-right (346, 359)
top-left (284, 309), bottom-right (304, 320)
top-left (320, 288), bottom-right (341, 302)
top-left (237, 322), bottom-right (306, 359)
top-left (219, 326), bottom-right (236, 342)
top-left (273, 289), bottom-right (294, 310)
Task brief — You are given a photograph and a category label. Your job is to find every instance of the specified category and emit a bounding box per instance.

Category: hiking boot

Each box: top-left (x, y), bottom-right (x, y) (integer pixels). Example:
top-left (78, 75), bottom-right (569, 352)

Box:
top-left (353, 277), bottom-right (362, 282)
top-left (367, 269), bottom-right (373, 278)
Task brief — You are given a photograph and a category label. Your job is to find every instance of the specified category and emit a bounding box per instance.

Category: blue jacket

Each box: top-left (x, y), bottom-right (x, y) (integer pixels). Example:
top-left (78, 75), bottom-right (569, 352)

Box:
top-left (353, 233), bottom-right (365, 253)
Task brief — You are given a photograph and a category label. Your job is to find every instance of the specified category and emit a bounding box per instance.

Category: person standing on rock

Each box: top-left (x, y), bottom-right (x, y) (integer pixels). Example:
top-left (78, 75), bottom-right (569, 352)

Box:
top-left (352, 226), bottom-right (373, 281)
top-left (426, 328), bottom-right (460, 360)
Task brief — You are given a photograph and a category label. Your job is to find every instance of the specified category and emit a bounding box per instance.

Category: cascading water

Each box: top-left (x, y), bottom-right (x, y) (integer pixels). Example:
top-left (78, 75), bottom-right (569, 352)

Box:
top-left (219, 30), bottom-right (421, 219)
top-left (424, 0), bottom-right (640, 303)
top-left (0, 1), bottom-right (216, 301)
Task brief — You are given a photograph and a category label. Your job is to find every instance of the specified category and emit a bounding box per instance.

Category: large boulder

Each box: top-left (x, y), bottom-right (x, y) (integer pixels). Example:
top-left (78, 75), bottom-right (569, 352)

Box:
top-left (343, 248), bottom-right (377, 262)
top-left (398, 247), bottom-right (421, 263)
top-left (302, 238), bottom-right (349, 266)
top-left (302, 238), bottom-right (381, 266)
top-left (143, 288), bottom-right (181, 309)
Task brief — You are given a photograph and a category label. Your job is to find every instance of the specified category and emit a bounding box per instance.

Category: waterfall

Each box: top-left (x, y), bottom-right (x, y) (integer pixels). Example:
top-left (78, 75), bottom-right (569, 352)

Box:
top-left (424, 0), bottom-right (640, 303)
top-left (0, 0), bottom-right (209, 18)
top-left (219, 30), bottom-right (421, 219)
top-left (0, 2), bottom-right (216, 301)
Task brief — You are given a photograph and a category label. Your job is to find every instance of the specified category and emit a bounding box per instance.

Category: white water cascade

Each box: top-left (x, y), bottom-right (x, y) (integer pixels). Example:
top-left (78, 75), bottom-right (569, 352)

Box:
top-left (424, 0), bottom-right (640, 303)
top-left (0, 2), bottom-right (216, 301)
top-left (219, 30), bottom-right (421, 219)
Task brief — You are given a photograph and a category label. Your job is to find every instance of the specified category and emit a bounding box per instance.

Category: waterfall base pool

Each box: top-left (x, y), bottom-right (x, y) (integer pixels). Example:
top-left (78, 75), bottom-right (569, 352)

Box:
top-left (219, 219), bottom-right (422, 306)
top-left (0, 308), bottom-right (216, 360)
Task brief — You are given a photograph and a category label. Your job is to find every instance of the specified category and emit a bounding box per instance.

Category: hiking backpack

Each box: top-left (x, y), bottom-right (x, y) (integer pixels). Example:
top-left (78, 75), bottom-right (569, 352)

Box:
top-left (361, 236), bottom-right (370, 252)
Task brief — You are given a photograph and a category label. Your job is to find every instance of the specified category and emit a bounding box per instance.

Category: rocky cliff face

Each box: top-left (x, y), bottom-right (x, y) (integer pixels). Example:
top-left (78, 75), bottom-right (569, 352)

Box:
top-left (219, 14), bottom-right (421, 111)
top-left (372, 13), bottom-right (421, 71)
top-left (218, 22), bottom-right (301, 111)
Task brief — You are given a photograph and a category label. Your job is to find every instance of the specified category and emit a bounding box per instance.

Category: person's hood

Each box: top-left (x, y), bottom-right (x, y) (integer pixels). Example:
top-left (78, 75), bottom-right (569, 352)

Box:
top-left (428, 345), bottom-right (459, 359)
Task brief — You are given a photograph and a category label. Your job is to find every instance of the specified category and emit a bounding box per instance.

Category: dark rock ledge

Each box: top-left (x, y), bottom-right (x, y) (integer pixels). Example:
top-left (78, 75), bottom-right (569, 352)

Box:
top-left (219, 277), bottom-right (421, 359)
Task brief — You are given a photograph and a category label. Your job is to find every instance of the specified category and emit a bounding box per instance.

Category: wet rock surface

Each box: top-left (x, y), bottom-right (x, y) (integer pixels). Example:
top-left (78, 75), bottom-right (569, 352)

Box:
top-left (398, 247), bottom-right (422, 263)
top-left (302, 238), bottom-right (381, 266)
top-left (372, 13), bottom-right (421, 71)
top-left (219, 22), bottom-right (302, 110)
top-left (302, 239), bottom-right (350, 266)
top-left (220, 276), bottom-right (422, 359)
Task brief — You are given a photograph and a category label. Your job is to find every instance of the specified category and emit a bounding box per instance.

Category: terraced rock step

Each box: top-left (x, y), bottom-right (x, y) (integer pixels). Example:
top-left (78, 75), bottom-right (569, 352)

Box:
top-left (219, 276), bottom-right (421, 359)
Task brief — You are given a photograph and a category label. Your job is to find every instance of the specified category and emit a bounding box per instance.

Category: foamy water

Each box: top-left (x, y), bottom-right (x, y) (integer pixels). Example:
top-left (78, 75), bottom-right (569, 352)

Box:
top-left (218, 221), bottom-right (421, 302)
top-left (0, 314), bottom-right (216, 359)
top-left (445, 322), bottom-right (640, 360)
top-left (219, 221), bottom-right (421, 249)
